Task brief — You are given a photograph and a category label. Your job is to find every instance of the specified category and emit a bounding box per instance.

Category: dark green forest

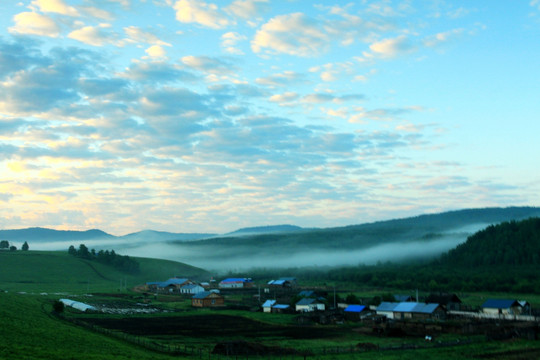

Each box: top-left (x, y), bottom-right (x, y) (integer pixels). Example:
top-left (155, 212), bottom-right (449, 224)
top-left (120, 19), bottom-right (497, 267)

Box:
top-left (68, 244), bottom-right (140, 274)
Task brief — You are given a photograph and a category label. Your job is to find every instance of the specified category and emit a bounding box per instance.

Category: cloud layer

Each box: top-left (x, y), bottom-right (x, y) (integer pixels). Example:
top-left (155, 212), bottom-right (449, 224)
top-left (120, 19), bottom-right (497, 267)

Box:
top-left (0, 1), bottom-right (538, 235)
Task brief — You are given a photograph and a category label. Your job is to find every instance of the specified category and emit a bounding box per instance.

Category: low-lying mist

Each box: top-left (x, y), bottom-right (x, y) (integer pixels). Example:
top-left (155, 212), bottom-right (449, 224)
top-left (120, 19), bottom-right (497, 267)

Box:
top-left (20, 223), bottom-right (488, 274)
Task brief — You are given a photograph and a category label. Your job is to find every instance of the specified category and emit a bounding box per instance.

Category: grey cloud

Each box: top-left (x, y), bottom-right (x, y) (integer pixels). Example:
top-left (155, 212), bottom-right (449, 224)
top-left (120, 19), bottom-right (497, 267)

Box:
top-left (79, 77), bottom-right (129, 96)
top-left (0, 37), bottom-right (50, 77)
top-left (123, 61), bottom-right (199, 83)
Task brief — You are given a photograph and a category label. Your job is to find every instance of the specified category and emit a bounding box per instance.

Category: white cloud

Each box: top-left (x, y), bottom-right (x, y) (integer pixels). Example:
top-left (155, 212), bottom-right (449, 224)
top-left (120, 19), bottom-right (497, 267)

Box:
top-left (9, 12), bottom-right (61, 37)
top-left (251, 13), bottom-right (329, 57)
top-left (31, 0), bottom-right (79, 17)
top-left (173, 0), bottom-right (231, 29)
top-left (221, 31), bottom-right (247, 54)
top-left (145, 45), bottom-right (167, 58)
top-left (365, 35), bottom-right (416, 59)
top-left (269, 91), bottom-right (299, 103)
top-left (68, 24), bottom-right (116, 46)
top-left (423, 28), bottom-right (463, 47)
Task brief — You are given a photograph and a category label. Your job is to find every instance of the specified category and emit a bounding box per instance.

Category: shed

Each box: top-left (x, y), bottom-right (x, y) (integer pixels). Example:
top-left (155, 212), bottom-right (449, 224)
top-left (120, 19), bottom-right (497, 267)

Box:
top-left (262, 300), bottom-right (276, 313)
top-left (344, 304), bottom-right (367, 321)
top-left (482, 299), bottom-right (523, 316)
top-left (59, 299), bottom-right (97, 312)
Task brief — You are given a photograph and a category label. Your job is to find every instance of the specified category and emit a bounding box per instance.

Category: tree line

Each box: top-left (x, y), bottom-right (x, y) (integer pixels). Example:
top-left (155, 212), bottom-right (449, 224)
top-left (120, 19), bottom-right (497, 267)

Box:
top-left (68, 244), bottom-right (140, 274)
top-left (0, 240), bottom-right (29, 251)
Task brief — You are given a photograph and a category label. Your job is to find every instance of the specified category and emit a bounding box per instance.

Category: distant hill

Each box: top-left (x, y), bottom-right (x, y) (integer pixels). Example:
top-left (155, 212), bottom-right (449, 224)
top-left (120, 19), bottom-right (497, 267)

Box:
top-left (121, 230), bottom-right (215, 243)
top-left (0, 227), bottom-right (113, 242)
top-left (166, 206), bottom-right (540, 271)
top-left (224, 224), bottom-right (304, 236)
top-left (440, 217), bottom-right (540, 267)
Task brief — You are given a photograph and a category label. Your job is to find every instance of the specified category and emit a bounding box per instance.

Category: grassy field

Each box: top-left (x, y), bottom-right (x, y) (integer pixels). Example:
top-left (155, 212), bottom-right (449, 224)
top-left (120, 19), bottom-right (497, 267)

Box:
top-left (2, 249), bottom-right (540, 359)
top-left (0, 250), bottom-right (209, 293)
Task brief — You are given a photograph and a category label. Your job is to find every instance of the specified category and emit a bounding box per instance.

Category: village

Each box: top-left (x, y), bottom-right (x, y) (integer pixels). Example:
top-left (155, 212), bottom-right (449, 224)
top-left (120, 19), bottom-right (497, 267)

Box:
top-left (137, 275), bottom-right (540, 341)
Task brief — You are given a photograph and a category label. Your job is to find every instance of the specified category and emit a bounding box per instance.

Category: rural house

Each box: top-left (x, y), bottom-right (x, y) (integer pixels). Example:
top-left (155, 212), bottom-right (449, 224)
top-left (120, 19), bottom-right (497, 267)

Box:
top-left (376, 302), bottom-right (445, 320)
top-left (181, 283), bottom-right (205, 295)
top-left (267, 277), bottom-right (297, 288)
top-left (146, 278), bottom-right (192, 293)
top-left (191, 291), bottom-right (225, 308)
top-left (295, 297), bottom-right (326, 312)
top-left (394, 294), bottom-right (415, 302)
top-left (262, 300), bottom-right (276, 312)
top-left (219, 278), bottom-right (254, 289)
top-left (375, 302), bottom-right (399, 319)
top-left (343, 305), bottom-right (368, 321)
top-left (426, 293), bottom-right (462, 311)
top-left (482, 299), bottom-right (523, 316)
top-left (262, 300), bottom-right (291, 313)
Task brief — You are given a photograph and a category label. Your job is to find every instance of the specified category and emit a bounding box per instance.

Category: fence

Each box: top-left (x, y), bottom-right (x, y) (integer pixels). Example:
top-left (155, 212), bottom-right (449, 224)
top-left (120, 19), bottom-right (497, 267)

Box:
top-left (448, 310), bottom-right (539, 322)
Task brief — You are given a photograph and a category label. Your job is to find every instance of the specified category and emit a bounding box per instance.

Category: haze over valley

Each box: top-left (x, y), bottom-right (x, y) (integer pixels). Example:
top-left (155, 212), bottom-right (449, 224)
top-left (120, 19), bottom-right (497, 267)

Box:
top-left (3, 207), bottom-right (539, 272)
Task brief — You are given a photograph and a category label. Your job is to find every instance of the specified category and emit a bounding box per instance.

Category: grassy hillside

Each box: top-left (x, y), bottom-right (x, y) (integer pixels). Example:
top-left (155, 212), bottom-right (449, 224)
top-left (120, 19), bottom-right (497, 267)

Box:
top-left (0, 250), bottom-right (210, 293)
top-left (0, 292), bottom-right (180, 360)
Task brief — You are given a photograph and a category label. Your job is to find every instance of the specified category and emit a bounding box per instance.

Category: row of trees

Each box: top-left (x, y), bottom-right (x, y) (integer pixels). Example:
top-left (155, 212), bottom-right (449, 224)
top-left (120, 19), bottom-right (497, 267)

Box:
top-left (0, 240), bottom-right (29, 251)
top-left (68, 244), bottom-right (140, 274)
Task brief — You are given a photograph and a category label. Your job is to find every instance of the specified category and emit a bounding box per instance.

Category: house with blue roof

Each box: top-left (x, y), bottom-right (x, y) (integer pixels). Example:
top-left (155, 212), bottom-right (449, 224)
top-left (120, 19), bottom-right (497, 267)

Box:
top-left (482, 299), bottom-right (523, 316)
top-left (191, 291), bottom-right (225, 307)
top-left (262, 300), bottom-right (292, 313)
top-left (145, 278), bottom-right (193, 293)
top-left (295, 297), bottom-right (325, 312)
top-left (344, 304), bottom-right (368, 321)
top-left (181, 283), bottom-right (205, 295)
top-left (219, 278), bottom-right (254, 289)
top-left (376, 302), bottom-right (445, 320)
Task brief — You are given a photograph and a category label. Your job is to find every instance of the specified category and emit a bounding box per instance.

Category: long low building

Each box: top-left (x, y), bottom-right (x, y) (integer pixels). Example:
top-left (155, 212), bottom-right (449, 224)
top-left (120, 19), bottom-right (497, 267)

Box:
top-left (376, 302), bottom-right (445, 320)
top-left (59, 298), bottom-right (97, 312)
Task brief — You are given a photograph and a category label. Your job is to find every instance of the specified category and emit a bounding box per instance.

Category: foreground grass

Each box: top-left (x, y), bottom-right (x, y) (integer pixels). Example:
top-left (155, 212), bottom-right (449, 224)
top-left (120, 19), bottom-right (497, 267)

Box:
top-left (0, 292), bottom-right (180, 360)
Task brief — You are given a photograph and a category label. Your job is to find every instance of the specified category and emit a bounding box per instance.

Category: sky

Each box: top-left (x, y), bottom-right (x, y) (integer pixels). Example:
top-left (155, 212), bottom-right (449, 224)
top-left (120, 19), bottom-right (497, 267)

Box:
top-left (0, 0), bottom-right (539, 235)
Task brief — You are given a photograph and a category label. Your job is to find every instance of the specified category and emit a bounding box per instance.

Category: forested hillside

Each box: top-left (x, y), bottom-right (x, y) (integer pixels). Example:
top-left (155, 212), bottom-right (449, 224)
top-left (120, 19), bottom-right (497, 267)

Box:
top-left (440, 217), bottom-right (540, 266)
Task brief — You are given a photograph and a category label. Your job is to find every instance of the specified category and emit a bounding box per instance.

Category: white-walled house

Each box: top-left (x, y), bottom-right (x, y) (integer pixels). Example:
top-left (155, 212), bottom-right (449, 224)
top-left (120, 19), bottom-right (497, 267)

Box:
top-left (181, 284), bottom-right (205, 295)
top-left (295, 297), bottom-right (325, 312)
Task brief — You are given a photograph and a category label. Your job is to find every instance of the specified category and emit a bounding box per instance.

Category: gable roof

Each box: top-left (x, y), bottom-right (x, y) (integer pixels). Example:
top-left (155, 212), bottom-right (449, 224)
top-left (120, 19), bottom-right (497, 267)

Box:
top-left (296, 297), bottom-right (321, 306)
top-left (426, 293), bottom-right (462, 304)
top-left (192, 291), bottom-right (221, 299)
top-left (394, 295), bottom-right (414, 302)
top-left (376, 302), bottom-right (399, 312)
top-left (220, 278), bottom-right (252, 283)
top-left (482, 299), bottom-right (521, 309)
top-left (161, 278), bottom-right (189, 287)
top-left (272, 304), bottom-right (290, 309)
top-left (344, 305), bottom-right (366, 313)
top-left (262, 300), bottom-right (276, 307)
top-left (376, 302), bottom-right (441, 314)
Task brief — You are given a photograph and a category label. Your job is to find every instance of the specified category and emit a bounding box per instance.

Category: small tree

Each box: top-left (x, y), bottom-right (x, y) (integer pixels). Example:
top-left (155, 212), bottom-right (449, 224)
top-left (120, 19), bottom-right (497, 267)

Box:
top-left (0, 240), bottom-right (9, 249)
top-left (52, 300), bottom-right (65, 313)
top-left (9, 245), bottom-right (17, 251)
top-left (68, 245), bottom-right (77, 255)
top-left (22, 241), bottom-right (29, 251)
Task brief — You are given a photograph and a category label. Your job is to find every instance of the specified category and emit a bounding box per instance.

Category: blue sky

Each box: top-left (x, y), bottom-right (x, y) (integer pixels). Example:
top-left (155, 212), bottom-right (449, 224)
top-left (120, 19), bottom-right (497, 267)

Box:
top-left (0, 0), bottom-right (539, 235)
